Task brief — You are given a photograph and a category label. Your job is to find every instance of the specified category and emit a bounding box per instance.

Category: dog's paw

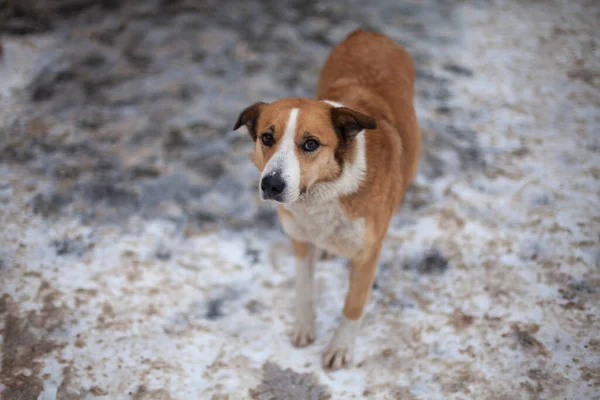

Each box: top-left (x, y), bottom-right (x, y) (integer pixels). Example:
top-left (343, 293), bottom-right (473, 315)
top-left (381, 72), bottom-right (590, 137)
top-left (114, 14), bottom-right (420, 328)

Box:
top-left (291, 322), bottom-right (316, 348)
top-left (322, 317), bottom-right (361, 370)
top-left (322, 343), bottom-right (353, 370)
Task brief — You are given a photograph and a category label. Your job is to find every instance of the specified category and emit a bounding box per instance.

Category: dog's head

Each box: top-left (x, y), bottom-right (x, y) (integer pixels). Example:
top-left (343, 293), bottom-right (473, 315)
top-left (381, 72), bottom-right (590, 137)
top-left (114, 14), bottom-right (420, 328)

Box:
top-left (233, 98), bottom-right (376, 204)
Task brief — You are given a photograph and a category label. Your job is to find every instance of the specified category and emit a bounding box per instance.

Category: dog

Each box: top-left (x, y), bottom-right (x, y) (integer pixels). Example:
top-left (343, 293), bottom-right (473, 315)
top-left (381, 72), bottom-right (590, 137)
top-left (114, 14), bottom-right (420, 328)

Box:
top-left (233, 29), bottom-right (421, 369)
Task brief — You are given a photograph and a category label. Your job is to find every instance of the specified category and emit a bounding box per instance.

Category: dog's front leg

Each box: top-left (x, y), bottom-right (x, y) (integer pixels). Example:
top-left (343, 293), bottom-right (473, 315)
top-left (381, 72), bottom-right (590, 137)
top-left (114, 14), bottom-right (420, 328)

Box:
top-left (323, 242), bottom-right (381, 369)
top-left (291, 240), bottom-right (318, 347)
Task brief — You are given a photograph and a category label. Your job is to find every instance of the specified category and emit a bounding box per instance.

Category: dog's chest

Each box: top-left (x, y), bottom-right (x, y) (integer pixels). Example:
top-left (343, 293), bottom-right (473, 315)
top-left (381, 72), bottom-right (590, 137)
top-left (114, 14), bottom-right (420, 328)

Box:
top-left (280, 200), bottom-right (364, 258)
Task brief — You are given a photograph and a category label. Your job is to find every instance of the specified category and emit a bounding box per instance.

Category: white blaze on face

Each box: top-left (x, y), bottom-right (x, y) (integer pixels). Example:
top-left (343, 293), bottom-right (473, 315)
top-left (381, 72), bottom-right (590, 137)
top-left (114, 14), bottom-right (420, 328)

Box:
top-left (322, 100), bottom-right (344, 108)
top-left (261, 108), bottom-right (301, 203)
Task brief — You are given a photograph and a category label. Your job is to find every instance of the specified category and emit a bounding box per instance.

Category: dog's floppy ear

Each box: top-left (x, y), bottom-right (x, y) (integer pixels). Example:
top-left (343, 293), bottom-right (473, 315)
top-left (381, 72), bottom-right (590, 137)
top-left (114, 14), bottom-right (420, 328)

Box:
top-left (233, 102), bottom-right (267, 140)
top-left (330, 106), bottom-right (377, 140)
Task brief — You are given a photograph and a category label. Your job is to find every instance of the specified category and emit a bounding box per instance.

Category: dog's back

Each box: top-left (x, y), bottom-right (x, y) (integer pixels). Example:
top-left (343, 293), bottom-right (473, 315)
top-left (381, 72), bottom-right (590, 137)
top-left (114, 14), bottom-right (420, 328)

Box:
top-left (317, 29), bottom-right (415, 113)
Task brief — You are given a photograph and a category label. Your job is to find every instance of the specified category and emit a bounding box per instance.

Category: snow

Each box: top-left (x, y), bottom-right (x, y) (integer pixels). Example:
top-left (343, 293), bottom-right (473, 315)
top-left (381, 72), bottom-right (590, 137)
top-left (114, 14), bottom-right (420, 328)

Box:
top-left (1, 0), bottom-right (599, 398)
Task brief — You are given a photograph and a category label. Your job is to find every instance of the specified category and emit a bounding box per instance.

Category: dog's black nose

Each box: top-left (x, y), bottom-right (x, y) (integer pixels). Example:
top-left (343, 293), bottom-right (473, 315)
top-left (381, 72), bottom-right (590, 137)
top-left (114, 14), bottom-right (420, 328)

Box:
top-left (261, 174), bottom-right (286, 199)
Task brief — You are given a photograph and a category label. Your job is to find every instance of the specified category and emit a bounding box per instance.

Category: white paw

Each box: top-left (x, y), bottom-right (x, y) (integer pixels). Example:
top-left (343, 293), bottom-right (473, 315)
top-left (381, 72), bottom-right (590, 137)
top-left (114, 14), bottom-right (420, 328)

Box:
top-left (291, 321), bottom-right (315, 347)
top-left (322, 317), bottom-right (361, 370)
top-left (323, 343), bottom-right (353, 369)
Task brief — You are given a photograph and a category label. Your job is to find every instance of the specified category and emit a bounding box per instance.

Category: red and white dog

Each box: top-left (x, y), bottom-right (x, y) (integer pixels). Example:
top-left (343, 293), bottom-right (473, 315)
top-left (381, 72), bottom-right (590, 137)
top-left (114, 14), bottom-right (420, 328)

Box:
top-left (234, 29), bottom-right (421, 369)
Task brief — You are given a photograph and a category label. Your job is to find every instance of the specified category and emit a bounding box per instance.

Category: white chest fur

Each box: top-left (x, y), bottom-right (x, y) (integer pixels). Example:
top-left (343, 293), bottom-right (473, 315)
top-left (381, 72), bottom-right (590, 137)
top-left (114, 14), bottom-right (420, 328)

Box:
top-left (280, 199), bottom-right (365, 258)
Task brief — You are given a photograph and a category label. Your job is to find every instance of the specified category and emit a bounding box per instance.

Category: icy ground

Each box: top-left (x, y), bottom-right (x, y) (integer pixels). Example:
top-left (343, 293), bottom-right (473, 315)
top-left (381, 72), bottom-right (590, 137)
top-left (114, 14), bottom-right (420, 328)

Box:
top-left (1, 0), bottom-right (599, 399)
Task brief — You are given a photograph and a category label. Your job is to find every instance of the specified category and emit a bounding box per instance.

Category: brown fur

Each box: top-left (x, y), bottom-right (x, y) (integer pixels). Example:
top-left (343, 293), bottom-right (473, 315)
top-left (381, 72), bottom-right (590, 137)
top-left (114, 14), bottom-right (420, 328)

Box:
top-left (319, 30), bottom-right (420, 320)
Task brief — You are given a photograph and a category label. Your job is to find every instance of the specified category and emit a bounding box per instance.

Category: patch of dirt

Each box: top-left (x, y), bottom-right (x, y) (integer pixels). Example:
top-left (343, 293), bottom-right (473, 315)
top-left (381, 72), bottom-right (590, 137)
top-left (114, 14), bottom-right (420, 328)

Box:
top-left (132, 385), bottom-right (174, 400)
top-left (89, 385), bottom-right (108, 395)
top-left (0, 288), bottom-right (68, 399)
top-left (56, 365), bottom-right (78, 399)
top-left (521, 366), bottom-right (570, 397)
top-left (250, 362), bottom-right (331, 400)
top-left (404, 249), bottom-right (450, 275)
top-left (580, 365), bottom-right (600, 387)
top-left (587, 338), bottom-right (600, 353)
top-left (52, 235), bottom-right (93, 256)
top-left (449, 309), bottom-right (474, 331)
top-left (567, 67), bottom-right (600, 86)
top-left (363, 385), bottom-right (416, 399)
top-left (506, 323), bottom-right (549, 357)
top-left (438, 364), bottom-right (483, 395)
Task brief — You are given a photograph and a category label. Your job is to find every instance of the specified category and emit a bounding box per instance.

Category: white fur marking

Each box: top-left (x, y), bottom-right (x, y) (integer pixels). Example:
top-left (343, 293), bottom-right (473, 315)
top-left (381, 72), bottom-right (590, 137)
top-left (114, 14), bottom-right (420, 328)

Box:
top-left (323, 100), bottom-right (344, 108)
top-left (261, 108), bottom-right (300, 203)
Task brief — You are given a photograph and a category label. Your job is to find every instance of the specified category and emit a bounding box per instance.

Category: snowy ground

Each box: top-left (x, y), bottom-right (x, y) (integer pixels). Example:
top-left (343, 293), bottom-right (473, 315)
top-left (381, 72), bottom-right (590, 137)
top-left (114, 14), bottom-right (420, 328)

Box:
top-left (1, 0), bottom-right (599, 399)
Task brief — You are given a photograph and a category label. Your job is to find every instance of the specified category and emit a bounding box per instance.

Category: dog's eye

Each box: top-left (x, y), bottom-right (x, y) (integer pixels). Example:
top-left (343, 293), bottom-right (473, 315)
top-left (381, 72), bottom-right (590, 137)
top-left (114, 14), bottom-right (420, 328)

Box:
top-left (261, 133), bottom-right (275, 147)
top-left (302, 139), bottom-right (320, 152)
